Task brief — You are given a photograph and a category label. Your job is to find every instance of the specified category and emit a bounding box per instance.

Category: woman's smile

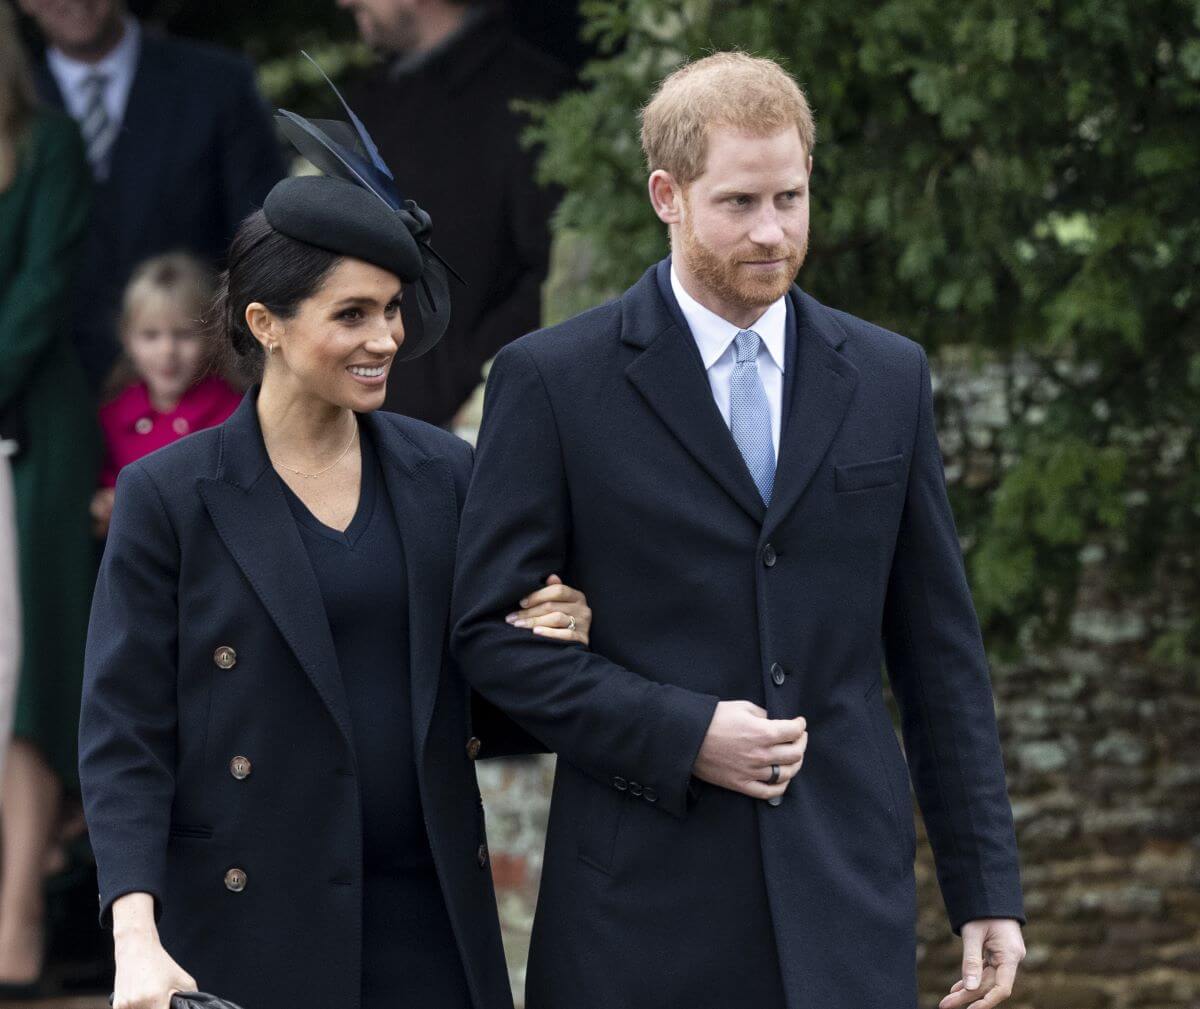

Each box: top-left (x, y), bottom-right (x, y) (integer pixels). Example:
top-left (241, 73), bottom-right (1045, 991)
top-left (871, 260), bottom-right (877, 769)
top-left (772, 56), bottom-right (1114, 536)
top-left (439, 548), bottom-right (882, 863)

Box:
top-left (347, 362), bottom-right (389, 385)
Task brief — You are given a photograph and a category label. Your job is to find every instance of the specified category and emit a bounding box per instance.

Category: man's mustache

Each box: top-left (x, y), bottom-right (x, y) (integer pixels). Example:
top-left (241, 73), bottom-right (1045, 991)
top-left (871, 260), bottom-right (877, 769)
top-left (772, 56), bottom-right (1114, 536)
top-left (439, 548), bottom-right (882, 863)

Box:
top-left (735, 245), bottom-right (802, 263)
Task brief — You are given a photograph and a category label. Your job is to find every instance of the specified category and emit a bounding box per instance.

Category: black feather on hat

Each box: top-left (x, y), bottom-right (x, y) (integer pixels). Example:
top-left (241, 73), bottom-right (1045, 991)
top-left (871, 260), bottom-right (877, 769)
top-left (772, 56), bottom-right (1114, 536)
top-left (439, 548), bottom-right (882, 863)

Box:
top-left (264, 52), bottom-right (461, 362)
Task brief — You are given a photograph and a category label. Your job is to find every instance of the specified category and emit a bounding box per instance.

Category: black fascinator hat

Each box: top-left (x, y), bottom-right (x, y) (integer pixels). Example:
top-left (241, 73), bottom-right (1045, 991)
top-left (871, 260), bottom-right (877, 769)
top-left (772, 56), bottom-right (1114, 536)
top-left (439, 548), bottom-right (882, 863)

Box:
top-left (264, 53), bottom-right (461, 361)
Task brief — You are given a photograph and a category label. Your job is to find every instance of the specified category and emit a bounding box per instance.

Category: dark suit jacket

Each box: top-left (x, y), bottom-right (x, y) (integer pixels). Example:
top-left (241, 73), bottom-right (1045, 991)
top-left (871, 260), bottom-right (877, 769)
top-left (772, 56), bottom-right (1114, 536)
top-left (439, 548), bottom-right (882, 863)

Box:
top-left (451, 260), bottom-right (1026, 1009)
top-left (79, 392), bottom-right (519, 1009)
top-left (35, 28), bottom-right (284, 387)
top-left (348, 10), bottom-right (570, 425)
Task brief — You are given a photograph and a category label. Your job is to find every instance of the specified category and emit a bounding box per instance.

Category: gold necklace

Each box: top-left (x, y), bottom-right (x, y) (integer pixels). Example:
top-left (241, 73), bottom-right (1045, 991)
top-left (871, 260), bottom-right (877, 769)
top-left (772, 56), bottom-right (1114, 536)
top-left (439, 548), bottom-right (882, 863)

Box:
top-left (270, 421), bottom-right (359, 479)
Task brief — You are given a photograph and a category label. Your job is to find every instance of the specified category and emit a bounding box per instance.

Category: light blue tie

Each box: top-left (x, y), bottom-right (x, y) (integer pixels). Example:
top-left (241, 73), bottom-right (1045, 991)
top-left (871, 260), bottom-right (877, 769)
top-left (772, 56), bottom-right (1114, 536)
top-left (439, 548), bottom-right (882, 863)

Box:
top-left (729, 329), bottom-right (775, 504)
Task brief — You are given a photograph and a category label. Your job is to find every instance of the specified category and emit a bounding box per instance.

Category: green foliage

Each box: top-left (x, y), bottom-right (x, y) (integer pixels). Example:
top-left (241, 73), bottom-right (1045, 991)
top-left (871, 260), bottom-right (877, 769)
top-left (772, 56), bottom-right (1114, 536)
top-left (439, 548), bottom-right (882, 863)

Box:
top-left (528, 0), bottom-right (1200, 649)
top-left (140, 0), bottom-right (367, 114)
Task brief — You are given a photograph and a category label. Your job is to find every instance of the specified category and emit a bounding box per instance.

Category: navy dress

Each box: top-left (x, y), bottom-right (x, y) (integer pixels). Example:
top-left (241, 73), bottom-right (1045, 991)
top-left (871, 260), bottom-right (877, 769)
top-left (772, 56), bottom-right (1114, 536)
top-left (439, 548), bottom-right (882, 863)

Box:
top-left (279, 421), bottom-right (471, 1009)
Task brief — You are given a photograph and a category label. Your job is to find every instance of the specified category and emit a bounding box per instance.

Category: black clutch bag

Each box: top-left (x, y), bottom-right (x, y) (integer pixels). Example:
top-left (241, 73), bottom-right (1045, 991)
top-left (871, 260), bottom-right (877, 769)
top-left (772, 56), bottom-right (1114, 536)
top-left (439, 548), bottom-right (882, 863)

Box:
top-left (110, 993), bottom-right (248, 1009)
top-left (173, 994), bottom-right (248, 1009)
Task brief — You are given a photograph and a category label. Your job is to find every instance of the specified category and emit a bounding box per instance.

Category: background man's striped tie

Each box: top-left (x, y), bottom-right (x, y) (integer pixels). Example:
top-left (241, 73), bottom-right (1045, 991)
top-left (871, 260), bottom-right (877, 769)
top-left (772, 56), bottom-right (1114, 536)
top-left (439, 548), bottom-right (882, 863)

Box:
top-left (80, 71), bottom-right (118, 180)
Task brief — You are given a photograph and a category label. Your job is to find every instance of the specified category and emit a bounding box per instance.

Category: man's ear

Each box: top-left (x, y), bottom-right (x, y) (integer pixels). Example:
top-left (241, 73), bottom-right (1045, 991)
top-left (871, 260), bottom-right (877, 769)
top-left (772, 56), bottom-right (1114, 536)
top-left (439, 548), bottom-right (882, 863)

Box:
top-left (648, 170), bottom-right (684, 225)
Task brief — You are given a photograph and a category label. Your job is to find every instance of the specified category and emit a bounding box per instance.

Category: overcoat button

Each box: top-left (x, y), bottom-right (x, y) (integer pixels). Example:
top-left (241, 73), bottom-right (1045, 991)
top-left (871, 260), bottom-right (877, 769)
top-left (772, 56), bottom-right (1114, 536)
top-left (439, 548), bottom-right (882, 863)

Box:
top-left (229, 756), bottom-right (252, 780)
top-left (213, 645), bottom-right (237, 669)
top-left (224, 868), bottom-right (247, 892)
top-left (767, 795), bottom-right (783, 807)
top-left (643, 787), bottom-right (658, 803)
top-left (172, 417), bottom-right (189, 435)
top-left (612, 776), bottom-right (628, 791)
top-left (477, 844), bottom-right (489, 868)
top-left (466, 736), bottom-right (482, 760)
top-left (762, 544), bottom-right (777, 568)
top-left (134, 417), bottom-right (153, 435)
top-left (629, 782), bottom-right (643, 797)
top-left (770, 662), bottom-right (786, 686)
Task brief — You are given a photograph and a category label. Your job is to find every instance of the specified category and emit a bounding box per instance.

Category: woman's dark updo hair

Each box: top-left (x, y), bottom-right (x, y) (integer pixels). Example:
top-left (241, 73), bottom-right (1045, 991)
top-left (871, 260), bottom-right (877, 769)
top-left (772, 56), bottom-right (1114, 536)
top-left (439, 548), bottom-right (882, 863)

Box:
top-left (211, 210), bottom-right (341, 380)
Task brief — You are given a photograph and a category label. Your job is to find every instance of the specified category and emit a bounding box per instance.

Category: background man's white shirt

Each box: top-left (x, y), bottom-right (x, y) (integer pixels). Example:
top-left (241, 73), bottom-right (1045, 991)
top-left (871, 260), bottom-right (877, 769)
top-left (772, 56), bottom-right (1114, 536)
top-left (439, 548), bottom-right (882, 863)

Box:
top-left (47, 16), bottom-right (142, 138)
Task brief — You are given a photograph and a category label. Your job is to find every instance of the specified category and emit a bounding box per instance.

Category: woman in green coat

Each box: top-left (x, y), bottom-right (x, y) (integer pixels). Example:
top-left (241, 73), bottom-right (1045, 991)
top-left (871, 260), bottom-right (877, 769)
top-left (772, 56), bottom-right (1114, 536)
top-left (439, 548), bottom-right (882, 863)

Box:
top-left (0, 10), bottom-right (97, 993)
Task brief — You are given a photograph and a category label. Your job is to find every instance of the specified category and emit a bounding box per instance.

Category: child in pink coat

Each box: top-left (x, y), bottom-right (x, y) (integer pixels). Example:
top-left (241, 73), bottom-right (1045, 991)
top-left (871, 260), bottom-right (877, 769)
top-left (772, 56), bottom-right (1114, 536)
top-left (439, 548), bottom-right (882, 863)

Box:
top-left (92, 253), bottom-right (242, 536)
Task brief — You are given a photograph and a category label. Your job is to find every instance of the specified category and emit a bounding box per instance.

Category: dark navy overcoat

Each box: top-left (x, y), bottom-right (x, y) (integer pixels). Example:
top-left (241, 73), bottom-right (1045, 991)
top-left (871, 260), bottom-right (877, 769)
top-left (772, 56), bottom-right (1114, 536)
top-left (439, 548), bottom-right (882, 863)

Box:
top-left (80, 393), bottom-right (520, 1009)
top-left (451, 260), bottom-right (1026, 1009)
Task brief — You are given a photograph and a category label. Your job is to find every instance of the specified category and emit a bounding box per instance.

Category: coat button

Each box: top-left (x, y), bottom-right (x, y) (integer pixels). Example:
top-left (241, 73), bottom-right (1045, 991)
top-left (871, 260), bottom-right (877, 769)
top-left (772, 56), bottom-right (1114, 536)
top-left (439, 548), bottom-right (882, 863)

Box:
top-left (224, 868), bottom-right (247, 892)
top-left (229, 756), bottom-right (252, 780)
top-left (172, 417), bottom-right (190, 435)
top-left (767, 795), bottom-right (783, 807)
top-left (629, 781), bottom-right (643, 797)
top-left (643, 787), bottom-right (658, 803)
top-left (612, 776), bottom-right (628, 791)
top-left (213, 645), bottom-right (237, 670)
top-left (466, 736), bottom-right (482, 760)
top-left (134, 417), bottom-right (153, 435)
top-left (477, 843), bottom-right (489, 868)
top-left (770, 662), bottom-right (786, 686)
top-left (762, 543), bottom-right (777, 567)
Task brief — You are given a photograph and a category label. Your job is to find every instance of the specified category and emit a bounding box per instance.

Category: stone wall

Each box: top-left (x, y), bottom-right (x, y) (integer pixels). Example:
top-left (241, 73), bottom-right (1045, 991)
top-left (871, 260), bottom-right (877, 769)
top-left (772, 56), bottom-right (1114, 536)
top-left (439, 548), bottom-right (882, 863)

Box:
top-left (466, 354), bottom-right (1200, 1008)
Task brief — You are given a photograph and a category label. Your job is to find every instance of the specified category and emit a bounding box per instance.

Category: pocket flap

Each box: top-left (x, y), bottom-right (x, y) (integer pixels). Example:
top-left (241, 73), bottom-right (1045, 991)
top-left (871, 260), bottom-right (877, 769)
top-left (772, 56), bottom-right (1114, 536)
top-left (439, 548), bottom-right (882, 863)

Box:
top-left (835, 452), bottom-right (905, 493)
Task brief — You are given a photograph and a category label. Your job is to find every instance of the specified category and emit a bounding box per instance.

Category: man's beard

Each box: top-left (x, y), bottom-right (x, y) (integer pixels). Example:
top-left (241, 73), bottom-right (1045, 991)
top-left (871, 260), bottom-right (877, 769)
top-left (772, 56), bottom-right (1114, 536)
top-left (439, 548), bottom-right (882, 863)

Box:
top-left (679, 206), bottom-right (807, 314)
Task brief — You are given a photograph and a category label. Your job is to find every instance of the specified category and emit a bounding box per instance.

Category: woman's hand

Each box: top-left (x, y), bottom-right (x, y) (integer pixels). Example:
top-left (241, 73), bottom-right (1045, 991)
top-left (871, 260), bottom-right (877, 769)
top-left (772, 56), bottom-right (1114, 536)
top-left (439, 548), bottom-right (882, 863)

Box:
top-left (111, 893), bottom-right (196, 1009)
top-left (90, 487), bottom-right (115, 539)
top-left (506, 573), bottom-right (592, 645)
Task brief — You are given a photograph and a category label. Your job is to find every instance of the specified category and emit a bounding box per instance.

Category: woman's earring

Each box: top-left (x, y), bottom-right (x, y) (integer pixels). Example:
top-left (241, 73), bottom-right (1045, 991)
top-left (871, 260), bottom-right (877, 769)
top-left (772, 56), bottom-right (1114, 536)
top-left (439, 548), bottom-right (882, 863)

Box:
top-left (268, 343), bottom-right (277, 355)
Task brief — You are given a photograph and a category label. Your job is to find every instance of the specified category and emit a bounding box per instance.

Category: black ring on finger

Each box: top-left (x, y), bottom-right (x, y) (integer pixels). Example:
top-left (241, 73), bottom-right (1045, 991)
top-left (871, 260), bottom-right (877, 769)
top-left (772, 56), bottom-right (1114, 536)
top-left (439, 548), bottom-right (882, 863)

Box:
top-left (767, 763), bottom-right (780, 785)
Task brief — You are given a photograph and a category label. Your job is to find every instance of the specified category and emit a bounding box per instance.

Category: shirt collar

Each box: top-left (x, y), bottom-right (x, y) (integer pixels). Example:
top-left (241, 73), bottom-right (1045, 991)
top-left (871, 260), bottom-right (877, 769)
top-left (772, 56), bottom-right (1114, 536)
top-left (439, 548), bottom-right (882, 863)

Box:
top-left (669, 263), bottom-right (787, 372)
top-left (46, 15), bottom-right (141, 95)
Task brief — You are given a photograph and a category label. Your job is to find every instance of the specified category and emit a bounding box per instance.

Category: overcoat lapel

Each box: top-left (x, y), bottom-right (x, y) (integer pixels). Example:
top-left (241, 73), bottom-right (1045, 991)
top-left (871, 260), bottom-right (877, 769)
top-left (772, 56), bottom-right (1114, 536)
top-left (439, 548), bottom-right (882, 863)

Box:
top-left (622, 269), bottom-right (767, 525)
top-left (196, 393), bottom-right (354, 747)
top-left (363, 413), bottom-right (459, 763)
top-left (762, 290), bottom-right (860, 539)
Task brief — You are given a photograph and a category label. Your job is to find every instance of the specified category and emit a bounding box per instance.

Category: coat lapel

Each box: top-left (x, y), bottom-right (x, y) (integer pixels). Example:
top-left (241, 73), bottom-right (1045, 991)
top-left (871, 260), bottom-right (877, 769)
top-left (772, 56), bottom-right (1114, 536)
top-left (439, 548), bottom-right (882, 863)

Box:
top-left (196, 392), bottom-right (354, 747)
top-left (363, 414), bottom-right (459, 763)
top-left (32, 63), bottom-right (65, 110)
top-left (762, 290), bottom-right (860, 539)
top-left (622, 267), bottom-right (767, 525)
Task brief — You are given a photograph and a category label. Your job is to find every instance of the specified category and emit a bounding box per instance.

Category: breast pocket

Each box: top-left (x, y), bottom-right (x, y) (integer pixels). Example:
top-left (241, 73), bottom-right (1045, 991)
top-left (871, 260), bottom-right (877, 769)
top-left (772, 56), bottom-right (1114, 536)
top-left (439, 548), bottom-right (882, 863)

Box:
top-left (835, 452), bottom-right (905, 493)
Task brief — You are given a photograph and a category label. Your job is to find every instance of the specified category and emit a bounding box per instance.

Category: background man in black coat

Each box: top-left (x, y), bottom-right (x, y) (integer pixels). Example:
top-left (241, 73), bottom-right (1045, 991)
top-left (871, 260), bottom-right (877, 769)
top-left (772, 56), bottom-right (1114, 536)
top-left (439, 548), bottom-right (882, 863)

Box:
top-left (452, 52), bottom-right (1028, 1009)
top-left (338, 0), bottom-right (570, 425)
top-left (21, 0), bottom-right (284, 389)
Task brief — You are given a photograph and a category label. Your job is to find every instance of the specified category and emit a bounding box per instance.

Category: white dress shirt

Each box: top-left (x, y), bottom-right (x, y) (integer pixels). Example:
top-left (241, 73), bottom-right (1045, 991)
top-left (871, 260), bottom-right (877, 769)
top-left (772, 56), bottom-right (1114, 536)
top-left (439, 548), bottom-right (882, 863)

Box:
top-left (670, 264), bottom-right (787, 460)
top-left (46, 17), bottom-right (142, 136)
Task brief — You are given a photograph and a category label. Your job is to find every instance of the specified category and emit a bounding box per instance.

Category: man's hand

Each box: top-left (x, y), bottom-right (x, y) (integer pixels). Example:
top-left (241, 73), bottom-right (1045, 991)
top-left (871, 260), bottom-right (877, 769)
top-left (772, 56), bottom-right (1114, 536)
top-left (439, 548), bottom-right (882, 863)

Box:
top-left (939, 918), bottom-right (1026, 1009)
top-left (692, 700), bottom-right (807, 800)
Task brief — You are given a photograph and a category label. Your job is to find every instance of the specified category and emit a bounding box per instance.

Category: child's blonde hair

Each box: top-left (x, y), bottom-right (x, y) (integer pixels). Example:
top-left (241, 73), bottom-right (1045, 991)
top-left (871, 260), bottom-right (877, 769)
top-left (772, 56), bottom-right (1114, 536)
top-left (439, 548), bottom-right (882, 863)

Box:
top-left (118, 251), bottom-right (215, 340)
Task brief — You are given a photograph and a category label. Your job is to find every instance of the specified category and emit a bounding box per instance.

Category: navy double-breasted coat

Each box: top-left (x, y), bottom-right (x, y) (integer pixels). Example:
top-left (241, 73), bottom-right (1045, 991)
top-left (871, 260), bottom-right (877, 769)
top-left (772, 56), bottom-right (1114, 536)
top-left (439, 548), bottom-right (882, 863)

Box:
top-left (79, 393), bottom-right (517, 1009)
top-left (451, 260), bottom-right (1026, 1009)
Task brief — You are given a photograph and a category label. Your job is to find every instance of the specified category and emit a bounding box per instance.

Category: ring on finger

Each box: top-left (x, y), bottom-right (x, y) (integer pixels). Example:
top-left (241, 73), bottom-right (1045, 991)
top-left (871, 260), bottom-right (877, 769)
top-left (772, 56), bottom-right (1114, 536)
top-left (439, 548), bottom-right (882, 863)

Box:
top-left (567, 615), bottom-right (576, 632)
top-left (766, 763), bottom-right (780, 785)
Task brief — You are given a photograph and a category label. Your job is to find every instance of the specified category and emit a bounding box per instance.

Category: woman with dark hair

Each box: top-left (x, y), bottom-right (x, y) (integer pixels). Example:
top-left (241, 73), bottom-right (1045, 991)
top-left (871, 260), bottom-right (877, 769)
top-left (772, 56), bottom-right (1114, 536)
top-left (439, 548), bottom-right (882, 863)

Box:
top-left (78, 97), bottom-right (588, 1009)
top-left (0, 4), bottom-right (97, 995)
